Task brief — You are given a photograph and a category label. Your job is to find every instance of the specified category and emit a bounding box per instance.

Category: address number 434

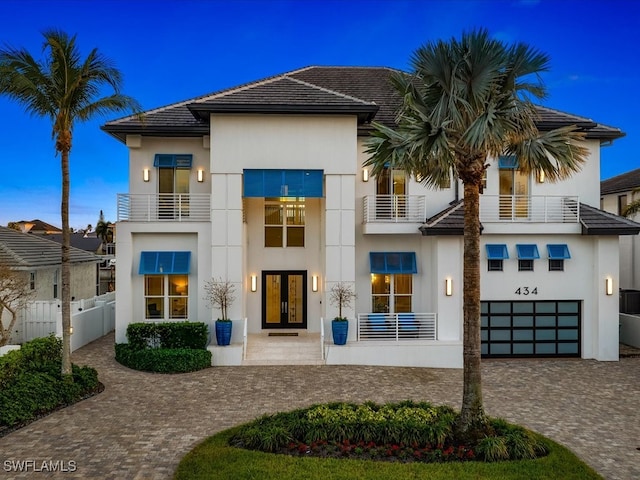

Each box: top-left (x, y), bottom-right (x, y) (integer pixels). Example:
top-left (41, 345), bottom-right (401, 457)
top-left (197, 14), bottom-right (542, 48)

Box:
top-left (515, 287), bottom-right (538, 295)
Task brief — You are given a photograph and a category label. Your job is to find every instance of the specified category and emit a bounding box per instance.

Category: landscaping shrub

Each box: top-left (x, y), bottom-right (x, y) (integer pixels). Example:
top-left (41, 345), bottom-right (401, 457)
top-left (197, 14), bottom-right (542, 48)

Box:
top-left (229, 401), bottom-right (548, 463)
top-left (0, 336), bottom-right (101, 429)
top-left (115, 343), bottom-right (211, 373)
top-left (126, 322), bottom-right (208, 350)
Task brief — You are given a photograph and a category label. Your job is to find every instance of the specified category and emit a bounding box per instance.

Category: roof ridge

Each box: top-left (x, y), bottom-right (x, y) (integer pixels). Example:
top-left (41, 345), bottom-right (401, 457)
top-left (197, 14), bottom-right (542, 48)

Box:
top-left (424, 200), bottom-right (464, 226)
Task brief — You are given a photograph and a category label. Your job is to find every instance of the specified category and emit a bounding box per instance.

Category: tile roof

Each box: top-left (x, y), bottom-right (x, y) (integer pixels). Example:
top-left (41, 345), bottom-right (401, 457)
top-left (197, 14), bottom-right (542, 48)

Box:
top-left (419, 201), bottom-right (640, 236)
top-left (601, 168), bottom-right (640, 195)
top-left (38, 233), bottom-right (104, 253)
top-left (102, 66), bottom-right (624, 143)
top-left (0, 227), bottom-right (101, 269)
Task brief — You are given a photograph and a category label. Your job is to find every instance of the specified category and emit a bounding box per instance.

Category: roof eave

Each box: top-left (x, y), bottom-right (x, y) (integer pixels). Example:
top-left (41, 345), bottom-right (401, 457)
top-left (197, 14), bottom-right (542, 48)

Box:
top-left (187, 103), bottom-right (379, 124)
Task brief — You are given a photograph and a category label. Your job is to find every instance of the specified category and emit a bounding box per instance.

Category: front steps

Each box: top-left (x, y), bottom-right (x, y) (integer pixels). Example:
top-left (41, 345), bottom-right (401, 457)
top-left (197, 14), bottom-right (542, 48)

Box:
top-left (243, 330), bottom-right (325, 365)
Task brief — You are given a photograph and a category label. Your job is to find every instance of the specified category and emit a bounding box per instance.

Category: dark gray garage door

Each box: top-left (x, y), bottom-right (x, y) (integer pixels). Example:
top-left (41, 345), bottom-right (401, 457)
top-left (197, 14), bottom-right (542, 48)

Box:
top-left (481, 301), bottom-right (581, 358)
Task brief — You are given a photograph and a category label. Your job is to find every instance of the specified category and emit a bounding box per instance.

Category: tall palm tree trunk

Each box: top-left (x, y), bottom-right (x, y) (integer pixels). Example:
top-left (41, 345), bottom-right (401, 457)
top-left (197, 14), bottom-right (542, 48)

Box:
top-left (457, 180), bottom-right (486, 440)
top-left (59, 131), bottom-right (72, 376)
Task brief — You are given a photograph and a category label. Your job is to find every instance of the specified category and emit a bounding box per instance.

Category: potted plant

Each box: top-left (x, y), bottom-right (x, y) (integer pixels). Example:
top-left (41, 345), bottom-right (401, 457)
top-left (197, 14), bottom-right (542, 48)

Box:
top-left (204, 278), bottom-right (236, 346)
top-left (329, 282), bottom-right (356, 345)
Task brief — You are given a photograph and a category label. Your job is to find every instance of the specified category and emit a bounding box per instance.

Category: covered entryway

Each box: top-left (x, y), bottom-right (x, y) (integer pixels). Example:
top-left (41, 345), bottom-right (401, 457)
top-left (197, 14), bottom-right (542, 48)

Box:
top-left (481, 300), bottom-right (581, 357)
top-left (262, 271), bottom-right (307, 329)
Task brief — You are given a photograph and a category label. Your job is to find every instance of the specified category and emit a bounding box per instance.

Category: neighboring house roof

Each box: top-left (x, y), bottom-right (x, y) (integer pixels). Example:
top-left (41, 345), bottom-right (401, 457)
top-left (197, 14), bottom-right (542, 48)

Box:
top-left (13, 219), bottom-right (62, 234)
top-left (102, 66), bottom-right (624, 142)
top-left (37, 233), bottom-right (104, 253)
top-left (601, 167), bottom-right (640, 195)
top-left (0, 227), bottom-right (100, 269)
top-left (419, 201), bottom-right (640, 236)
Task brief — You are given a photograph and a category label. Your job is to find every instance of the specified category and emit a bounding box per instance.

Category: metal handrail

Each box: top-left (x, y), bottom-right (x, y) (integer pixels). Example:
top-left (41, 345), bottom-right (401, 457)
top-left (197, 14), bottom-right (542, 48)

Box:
top-left (356, 313), bottom-right (437, 341)
top-left (363, 195), bottom-right (426, 223)
top-left (320, 317), bottom-right (325, 360)
top-left (117, 193), bottom-right (211, 222)
top-left (242, 317), bottom-right (248, 361)
top-left (479, 195), bottom-right (579, 223)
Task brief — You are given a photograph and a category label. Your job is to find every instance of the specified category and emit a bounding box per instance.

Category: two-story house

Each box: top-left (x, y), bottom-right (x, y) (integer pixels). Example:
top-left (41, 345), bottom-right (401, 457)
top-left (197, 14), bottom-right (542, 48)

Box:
top-left (102, 66), bottom-right (639, 367)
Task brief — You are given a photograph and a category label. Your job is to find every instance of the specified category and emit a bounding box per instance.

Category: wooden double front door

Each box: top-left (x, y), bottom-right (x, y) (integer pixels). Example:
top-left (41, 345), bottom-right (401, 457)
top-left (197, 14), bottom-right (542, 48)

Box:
top-left (262, 271), bottom-right (307, 328)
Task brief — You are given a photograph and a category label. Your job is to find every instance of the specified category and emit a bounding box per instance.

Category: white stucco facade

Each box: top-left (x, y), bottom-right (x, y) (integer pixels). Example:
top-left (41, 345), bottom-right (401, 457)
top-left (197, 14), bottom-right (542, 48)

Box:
top-left (106, 66), bottom-right (632, 366)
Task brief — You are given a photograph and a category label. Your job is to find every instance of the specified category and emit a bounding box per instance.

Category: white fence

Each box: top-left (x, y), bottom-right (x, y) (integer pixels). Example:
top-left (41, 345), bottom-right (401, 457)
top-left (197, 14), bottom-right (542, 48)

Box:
top-left (356, 313), bottom-right (437, 341)
top-left (21, 292), bottom-right (116, 352)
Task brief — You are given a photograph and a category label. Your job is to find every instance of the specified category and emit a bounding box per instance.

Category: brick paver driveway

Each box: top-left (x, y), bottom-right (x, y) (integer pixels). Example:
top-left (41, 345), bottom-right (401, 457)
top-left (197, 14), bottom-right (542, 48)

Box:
top-left (1, 333), bottom-right (638, 479)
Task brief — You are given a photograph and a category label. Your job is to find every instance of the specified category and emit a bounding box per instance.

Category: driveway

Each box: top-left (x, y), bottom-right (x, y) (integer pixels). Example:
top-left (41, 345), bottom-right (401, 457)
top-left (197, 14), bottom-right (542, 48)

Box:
top-left (1, 333), bottom-right (638, 479)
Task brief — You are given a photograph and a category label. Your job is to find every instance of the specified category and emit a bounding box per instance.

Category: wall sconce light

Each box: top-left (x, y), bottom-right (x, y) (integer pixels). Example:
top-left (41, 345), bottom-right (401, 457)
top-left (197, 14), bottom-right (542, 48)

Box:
top-left (197, 169), bottom-right (204, 182)
top-left (251, 275), bottom-right (257, 292)
top-left (143, 168), bottom-right (150, 182)
top-left (605, 277), bottom-right (613, 296)
top-left (362, 168), bottom-right (369, 182)
top-left (69, 326), bottom-right (74, 335)
top-left (445, 277), bottom-right (453, 296)
top-left (538, 170), bottom-right (545, 183)
top-left (312, 275), bottom-right (319, 292)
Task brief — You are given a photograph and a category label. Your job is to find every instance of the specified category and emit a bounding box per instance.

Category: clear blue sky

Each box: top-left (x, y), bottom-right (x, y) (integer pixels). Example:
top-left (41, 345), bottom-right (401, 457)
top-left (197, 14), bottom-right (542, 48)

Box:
top-left (1, 0), bottom-right (639, 230)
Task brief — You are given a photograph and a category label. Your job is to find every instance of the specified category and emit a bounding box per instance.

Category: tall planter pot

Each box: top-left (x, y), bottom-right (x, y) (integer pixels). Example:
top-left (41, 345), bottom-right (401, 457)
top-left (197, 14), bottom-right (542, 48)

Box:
top-left (332, 319), bottom-right (348, 345)
top-left (215, 320), bottom-right (232, 346)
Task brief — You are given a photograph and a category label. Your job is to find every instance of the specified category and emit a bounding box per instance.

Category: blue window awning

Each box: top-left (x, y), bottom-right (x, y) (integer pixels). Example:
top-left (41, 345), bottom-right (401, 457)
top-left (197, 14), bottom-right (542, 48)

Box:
top-left (516, 244), bottom-right (540, 260)
top-left (369, 252), bottom-right (417, 274)
top-left (243, 169), bottom-right (324, 198)
top-left (547, 244), bottom-right (571, 259)
top-left (486, 244), bottom-right (509, 260)
top-left (153, 154), bottom-right (193, 168)
top-left (139, 251), bottom-right (191, 275)
top-left (498, 155), bottom-right (518, 169)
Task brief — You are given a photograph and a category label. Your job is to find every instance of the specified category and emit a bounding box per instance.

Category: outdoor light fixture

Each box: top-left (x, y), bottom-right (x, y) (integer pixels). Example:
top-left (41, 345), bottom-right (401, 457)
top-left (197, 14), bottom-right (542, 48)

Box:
top-left (312, 275), bottom-right (319, 292)
top-left (69, 326), bottom-right (74, 335)
top-left (251, 275), bottom-right (257, 292)
top-left (143, 168), bottom-right (150, 182)
top-left (445, 277), bottom-right (453, 296)
top-left (197, 169), bottom-right (204, 182)
top-left (538, 170), bottom-right (545, 183)
top-left (362, 168), bottom-right (369, 182)
top-left (605, 277), bottom-right (613, 296)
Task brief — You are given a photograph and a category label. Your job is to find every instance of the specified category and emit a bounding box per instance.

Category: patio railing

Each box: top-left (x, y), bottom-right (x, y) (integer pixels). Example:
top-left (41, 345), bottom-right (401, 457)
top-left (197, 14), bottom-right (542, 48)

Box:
top-left (117, 193), bottom-right (211, 222)
top-left (357, 313), bottom-right (437, 341)
top-left (363, 195), bottom-right (426, 223)
top-left (479, 195), bottom-right (579, 223)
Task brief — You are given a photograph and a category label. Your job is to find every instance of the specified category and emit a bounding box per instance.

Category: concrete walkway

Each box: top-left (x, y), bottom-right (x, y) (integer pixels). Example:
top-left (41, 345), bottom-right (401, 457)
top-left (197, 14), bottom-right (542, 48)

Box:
top-left (1, 334), bottom-right (638, 479)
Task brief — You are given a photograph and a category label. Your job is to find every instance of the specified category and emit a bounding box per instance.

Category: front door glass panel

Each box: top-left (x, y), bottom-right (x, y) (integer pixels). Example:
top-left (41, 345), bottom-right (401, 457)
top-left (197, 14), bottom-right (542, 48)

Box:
top-left (262, 271), bottom-right (307, 328)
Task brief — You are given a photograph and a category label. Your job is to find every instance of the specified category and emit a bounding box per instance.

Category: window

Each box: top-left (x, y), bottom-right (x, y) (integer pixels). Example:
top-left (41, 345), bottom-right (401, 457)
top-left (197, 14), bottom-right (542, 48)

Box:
top-left (144, 274), bottom-right (188, 320)
top-left (516, 244), bottom-right (539, 272)
top-left (265, 199), bottom-right (305, 247)
top-left (53, 269), bottom-right (59, 298)
top-left (376, 166), bottom-right (407, 219)
top-left (618, 194), bottom-right (628, 215)
top-left (547, 244), bottom-right (570, 272)
top-left (155, 154), bottom-right (192, 219)
top-left (29, 272), bottom-right (35, 290)
top-left (498, 156), bottom-right (529, 219)
top-left (371, 273), bottom-right (412, 313)
top-left (486, 244), bottom-right (508, 272)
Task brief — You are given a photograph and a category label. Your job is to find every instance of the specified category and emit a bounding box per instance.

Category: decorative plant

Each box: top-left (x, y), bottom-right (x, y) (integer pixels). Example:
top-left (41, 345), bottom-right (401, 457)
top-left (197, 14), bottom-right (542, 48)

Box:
top-left (203, 278), bottom-right (236, 321)
top-left (329, 282), bottom-right (356, 320)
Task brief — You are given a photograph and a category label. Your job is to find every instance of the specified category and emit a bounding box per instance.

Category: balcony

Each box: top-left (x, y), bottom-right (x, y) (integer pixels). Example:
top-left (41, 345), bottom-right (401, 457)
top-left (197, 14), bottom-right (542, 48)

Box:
top-left (479, 195), bottom-right (579, 223)
top-left (117, 194), bottom-right (211, 222)
top-left (362, 195), bottom-right (426, 234)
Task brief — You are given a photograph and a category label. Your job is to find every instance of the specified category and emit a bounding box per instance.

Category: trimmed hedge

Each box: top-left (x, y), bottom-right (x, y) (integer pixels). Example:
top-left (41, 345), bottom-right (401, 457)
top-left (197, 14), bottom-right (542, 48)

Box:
top-left (0, 335), bottom-right (100, 429)
top-left (115, 343), bottom-right (211, 373)
top-left (115, 322), bottom-right (211, 373)
top-left (126, 322), bottom-right (208, 350)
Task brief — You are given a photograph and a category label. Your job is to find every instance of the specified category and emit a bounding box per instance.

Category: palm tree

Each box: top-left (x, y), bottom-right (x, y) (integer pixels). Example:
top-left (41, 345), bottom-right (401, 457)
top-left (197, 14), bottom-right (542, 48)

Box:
top-left (365, 29), bottom-right (588, 441)
top-left (95, 210), bottom-right (113, 244)
top-left (622, 188), bottom-right (640, 218)
top-left (0, 30), bottom-right (140, 376)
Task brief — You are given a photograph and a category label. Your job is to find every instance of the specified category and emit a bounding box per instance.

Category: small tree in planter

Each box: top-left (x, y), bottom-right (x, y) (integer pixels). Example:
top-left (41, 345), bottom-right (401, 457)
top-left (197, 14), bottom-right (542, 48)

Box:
top-left (204, 278), bottom-right (236, 346)
top-left (329, 282), bottom-right (356, 345)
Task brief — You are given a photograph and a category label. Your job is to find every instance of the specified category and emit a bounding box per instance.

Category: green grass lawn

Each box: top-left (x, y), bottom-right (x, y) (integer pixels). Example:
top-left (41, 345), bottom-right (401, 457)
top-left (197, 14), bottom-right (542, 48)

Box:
top-left (174, 427), bottom-right (602, 480)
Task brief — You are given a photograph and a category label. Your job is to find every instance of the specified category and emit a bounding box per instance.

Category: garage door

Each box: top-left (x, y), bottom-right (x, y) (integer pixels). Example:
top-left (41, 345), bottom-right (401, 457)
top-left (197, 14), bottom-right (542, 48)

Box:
top-left (481, 301), bottom-right (581, 358)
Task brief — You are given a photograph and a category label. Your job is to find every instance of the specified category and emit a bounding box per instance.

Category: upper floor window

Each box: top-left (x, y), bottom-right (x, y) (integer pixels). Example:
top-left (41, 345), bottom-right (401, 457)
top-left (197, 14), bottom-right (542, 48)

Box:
top-left (618, 194), bottom-right (628, 215)
top-left (265, 198), bottom-right (305, 247)
top-left (498, 156), bottom-right (529, 219)
top-left (154, 154), bottom-right (192, 218)
top-left (29, 272), bottom-right (36, 290)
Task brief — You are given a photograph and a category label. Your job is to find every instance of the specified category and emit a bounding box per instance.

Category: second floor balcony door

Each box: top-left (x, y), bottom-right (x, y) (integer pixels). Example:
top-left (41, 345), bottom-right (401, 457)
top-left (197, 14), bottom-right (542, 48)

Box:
top-left (376, 167), bottom-right (406, 220)
top-left (159, 167), bottom-right (189, 219)
top-left (499, 168), bottom-right (529, 220)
